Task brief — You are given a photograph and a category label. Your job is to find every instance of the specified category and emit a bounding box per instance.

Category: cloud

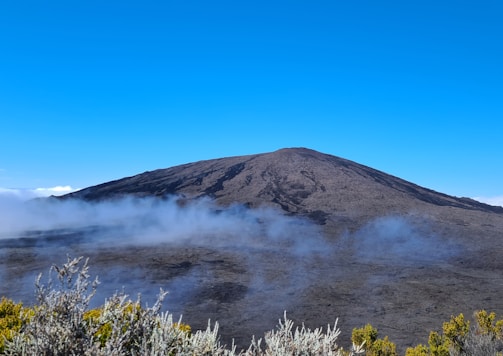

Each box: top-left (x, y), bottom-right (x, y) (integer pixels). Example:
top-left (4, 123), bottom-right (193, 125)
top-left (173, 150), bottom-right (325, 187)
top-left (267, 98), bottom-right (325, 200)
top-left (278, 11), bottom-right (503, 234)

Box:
top-left (0, 193), bottom-right (331, 324)
top-left (0, 186), bottom-right (79, 200)
top-left (33, 185), bottom-right (79, 196)
top-left (344, 215), bottom-right (460, 265)
top-left (472, 195), bottom-right (503, 207)
top-left (0, 193), bottom-right (326, 254)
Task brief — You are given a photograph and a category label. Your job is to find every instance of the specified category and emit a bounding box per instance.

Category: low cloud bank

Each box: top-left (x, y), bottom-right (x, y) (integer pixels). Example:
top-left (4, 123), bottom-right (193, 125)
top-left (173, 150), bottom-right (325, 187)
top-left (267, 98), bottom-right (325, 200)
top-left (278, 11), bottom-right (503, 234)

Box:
top-left (0, 186), bottom-right (79, 200)
top-left (473, 195), bottom-right (503, 207)
top-left (0, 193), bottom-right (325, 256)
top-left (0, 192), bottom-right (460, 263)
top-left (342, 215), bottom-right (460, 265)
top-left (0, 191), bottom-right (464, 328)
top-left (0, 193), bottom-right (329, 315)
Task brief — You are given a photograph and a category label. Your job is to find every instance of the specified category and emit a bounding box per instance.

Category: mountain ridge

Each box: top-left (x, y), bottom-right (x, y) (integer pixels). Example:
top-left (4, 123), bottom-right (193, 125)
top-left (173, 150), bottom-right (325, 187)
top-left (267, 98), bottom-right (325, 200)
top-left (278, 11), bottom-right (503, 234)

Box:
top-left (65, 147), bottom-right (503, 219)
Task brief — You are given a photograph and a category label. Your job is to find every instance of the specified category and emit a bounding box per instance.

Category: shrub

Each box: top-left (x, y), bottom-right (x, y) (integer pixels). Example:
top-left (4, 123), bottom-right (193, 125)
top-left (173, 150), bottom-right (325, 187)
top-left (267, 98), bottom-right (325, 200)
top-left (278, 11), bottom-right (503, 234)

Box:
top-left (442, 313), bottom-right (470, 353)
top-left (5, 256), bottom-right (100, 355)
top-left (404, 343), bottom-right (429, 356)
top-left (406, 312), bottom-right (503, 356)
top-left (426, 330), bottom-right (450, 356)
top-left (246, 311), bottom-right (365, 355)
top-left (2, 256), bottom-right (364, 355)
top-left (351, 323), bottom-right (397, 356)
top-left (11, 255), bottom-right (503, 355)
top-left (474, 310), bottom-right (503, 340)
top-left (0, 298), bottom-right (26, 353)
top-left (460, 310), bottom-right (503, 356)
top-left (352, 324), bottom-right (378, 350)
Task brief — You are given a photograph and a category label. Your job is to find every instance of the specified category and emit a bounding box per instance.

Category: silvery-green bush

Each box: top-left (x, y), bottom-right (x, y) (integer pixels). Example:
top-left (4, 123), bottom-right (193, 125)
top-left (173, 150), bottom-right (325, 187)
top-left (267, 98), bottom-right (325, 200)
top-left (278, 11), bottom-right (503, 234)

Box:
top-left (3, 256), bottom-right (364, 355)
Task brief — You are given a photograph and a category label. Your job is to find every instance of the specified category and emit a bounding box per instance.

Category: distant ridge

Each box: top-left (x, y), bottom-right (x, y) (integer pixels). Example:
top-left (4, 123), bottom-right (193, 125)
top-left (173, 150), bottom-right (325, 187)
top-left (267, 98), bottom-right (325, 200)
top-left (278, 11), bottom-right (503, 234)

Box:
top-left (64, 147), bottom-right (502, 229)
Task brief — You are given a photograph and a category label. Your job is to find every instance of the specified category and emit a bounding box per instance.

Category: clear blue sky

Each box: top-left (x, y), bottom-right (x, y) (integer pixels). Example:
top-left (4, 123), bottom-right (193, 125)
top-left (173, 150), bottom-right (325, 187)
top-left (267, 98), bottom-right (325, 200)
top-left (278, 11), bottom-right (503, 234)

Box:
top-left (1, 1), bottom-right (502, 201)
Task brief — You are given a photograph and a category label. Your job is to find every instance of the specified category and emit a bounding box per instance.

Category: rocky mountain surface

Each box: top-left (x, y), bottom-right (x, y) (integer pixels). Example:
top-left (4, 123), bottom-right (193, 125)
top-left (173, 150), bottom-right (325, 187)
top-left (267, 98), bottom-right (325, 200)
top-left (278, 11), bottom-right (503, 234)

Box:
top-left (66, 147), bottom-right (502, 231)
top-left (3, 148), bottom-right (503, 352)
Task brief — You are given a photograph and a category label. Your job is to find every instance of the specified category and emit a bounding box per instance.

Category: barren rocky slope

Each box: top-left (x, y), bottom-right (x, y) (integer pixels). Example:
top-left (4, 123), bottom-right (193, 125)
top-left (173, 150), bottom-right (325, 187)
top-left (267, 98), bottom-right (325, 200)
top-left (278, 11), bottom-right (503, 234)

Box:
top-left (67, 147), bottom-right (502, 231)
top-left (3, 148), bottom-right (503, 352)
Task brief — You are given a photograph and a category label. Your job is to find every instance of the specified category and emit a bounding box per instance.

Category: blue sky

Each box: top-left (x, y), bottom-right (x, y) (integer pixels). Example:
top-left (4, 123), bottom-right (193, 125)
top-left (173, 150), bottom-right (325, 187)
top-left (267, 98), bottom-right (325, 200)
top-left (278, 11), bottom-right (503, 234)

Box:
top-left (0, 1), bottom-right (502, 203)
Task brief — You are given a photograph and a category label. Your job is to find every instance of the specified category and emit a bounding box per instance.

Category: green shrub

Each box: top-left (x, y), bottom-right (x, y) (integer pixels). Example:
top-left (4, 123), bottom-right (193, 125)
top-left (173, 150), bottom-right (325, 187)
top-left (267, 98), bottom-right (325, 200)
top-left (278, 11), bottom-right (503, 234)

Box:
top-left (427, 330), bottom-right (450, 356)
top-left (352, 324), bottom-right (378, 350)
top-left (474, 310), bottom-right (503, 340)
top-left (462, 310), bottom-right (503, 356)
top-left (442, 313), bottom-right (470, 353)
top-left (404, 343), bottom-right (429, 356)
top-left (352, 323), bottom-right (397, 356)
top-left (0, 297), bottom-right (26, 353)
top-left (406, 312), bottom-right (503, 356)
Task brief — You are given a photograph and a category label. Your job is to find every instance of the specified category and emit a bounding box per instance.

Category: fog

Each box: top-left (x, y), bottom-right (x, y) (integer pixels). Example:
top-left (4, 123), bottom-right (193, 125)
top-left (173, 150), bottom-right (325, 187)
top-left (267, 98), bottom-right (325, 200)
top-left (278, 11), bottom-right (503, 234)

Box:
top-left (0, 194), bottom-right (329, 314)
top-left (346, 215), bottom-right (460, 265)
top-left (0, 195), bottom-right (326, 253)
top-left (0, 193), bottom-right (471, 350)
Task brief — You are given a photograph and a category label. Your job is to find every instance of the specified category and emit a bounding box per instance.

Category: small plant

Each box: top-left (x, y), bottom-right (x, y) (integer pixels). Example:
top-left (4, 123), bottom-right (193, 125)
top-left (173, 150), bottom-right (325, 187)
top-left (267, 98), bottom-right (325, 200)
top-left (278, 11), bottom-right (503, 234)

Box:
top-left (406, 311), bottom-right (503, 356)
top-left (12, 256), bottom-right (503, 355)
top-left (174, 322), bottom-right (192, 335)
top-left (442, 313), bottom-right (470, 354)
top-left (246, 311), bottom-right (365, 355)
top-left (426, 330), bottom-right (450, 356)
top-left (474, 310), bottom-right (503, 340)
top-left (0, 298), bottom-right (26, 353)
top-left (5, 256), bottom-right (100, 355)
top-left (404, 343), bottom-right (429, 356)
top-left (2, 256), bottom-right (364, 355)
top-left (352, 323), bottom-right (397, 356)
top-left (460, 310), bottom-right (503, 356)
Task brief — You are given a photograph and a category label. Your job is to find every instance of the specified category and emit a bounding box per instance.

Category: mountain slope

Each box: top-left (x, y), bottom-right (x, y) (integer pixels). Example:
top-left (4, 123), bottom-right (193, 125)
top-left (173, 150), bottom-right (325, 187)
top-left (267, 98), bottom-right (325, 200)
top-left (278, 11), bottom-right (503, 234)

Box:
top-left (66, 147), bottom-right (502, 228)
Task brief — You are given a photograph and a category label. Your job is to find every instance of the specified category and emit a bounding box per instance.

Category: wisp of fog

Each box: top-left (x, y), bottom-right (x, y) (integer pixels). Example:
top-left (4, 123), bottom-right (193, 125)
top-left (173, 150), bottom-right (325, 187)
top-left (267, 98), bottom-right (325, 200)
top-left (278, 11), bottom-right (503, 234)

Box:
top-left (0, 193), bottom-right (330, 314)
top-left (0, 194), bottom-right (326, 253)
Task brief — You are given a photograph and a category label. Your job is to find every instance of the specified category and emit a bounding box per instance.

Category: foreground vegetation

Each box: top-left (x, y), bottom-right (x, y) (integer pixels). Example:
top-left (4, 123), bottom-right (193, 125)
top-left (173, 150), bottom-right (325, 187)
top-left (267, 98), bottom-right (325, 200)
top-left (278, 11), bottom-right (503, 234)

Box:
top-left (0, 257), bottom-right (502, 355)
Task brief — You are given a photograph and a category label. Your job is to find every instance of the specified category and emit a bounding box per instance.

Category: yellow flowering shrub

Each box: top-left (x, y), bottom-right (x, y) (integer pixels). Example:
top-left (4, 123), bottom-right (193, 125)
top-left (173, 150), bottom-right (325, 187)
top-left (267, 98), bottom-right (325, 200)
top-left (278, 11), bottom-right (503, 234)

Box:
top-left (83, 301), bottom-right (144, 346)
top-left (406, 311), bottom-right (503, 356)
top-left (0, 297), bottom-right (27, 352)
top-left (404, 343), bottom-right (429, 356)
top-left (83, 307), bottom-right (112, 346)
top-left (475, 310), bottom-right (503, 339)
top-left (442, 313), bottom-right (469, 353)
top-left (352, 323), bottom-right (397, 356)
top-left (173, 321), bottom-right (192, 335)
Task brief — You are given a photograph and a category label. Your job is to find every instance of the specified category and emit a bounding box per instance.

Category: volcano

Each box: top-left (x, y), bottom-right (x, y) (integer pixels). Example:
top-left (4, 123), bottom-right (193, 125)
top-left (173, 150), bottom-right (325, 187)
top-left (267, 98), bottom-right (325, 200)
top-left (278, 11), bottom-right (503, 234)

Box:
top-left (66, 147), bottom-right (502, 229)
top-left (3, 148), bottom-right (503, 352)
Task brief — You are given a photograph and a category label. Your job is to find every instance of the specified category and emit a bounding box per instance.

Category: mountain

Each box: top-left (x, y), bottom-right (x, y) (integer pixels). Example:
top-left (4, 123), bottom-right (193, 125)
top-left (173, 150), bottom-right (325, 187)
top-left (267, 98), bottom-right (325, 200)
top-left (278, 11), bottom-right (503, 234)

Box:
top-left (65, 147), bottom-right (502, 232)
top-left (7, 148), bottom-right (503, 352)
